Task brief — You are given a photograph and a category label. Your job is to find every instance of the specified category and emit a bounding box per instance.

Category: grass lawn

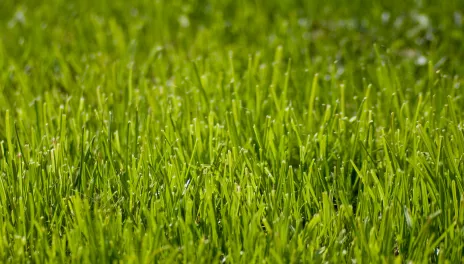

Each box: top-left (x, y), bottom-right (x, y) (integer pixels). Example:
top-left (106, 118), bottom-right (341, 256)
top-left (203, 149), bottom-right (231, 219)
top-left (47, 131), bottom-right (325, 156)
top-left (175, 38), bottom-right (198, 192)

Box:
top-left (1, 0), bottom-right (464, 262)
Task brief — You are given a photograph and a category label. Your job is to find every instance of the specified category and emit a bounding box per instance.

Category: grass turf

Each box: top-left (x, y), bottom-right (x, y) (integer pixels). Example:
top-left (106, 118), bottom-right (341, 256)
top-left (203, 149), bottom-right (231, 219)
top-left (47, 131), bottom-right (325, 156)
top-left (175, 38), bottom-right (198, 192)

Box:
top-left (1, 0), bottom-right (464, 263)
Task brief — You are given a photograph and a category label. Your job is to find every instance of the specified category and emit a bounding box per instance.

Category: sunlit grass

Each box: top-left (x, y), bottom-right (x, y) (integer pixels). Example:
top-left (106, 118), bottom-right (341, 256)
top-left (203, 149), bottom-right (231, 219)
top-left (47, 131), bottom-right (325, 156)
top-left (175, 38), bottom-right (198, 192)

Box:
top-left (1, 0), bottom-right (464, 263)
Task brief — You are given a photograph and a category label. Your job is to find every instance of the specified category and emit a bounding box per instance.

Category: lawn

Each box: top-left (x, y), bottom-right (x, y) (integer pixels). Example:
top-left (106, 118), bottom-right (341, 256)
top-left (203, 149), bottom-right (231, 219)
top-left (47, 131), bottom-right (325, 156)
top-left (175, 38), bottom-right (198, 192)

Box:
top-left (1, 0), bottom-right (464, 263)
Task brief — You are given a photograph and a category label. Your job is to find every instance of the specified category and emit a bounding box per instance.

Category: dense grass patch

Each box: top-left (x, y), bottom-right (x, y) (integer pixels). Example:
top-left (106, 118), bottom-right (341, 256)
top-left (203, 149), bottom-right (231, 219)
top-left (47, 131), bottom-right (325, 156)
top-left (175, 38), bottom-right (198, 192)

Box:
top-left (1, 0), bottom-right (464, 262)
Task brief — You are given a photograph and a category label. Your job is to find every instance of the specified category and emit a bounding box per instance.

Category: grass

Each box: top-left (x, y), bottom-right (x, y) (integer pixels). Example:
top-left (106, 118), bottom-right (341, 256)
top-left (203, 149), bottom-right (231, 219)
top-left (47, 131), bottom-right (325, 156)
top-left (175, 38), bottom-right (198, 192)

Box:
top-left (1, 0), bottom-right (464, 262)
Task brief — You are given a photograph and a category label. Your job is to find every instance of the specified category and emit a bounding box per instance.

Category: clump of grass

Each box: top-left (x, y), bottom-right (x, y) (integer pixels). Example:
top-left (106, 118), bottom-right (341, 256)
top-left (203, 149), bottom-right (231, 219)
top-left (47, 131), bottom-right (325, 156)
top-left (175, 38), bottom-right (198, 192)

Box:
top-left (1, 0), bottom-right (464, 262)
